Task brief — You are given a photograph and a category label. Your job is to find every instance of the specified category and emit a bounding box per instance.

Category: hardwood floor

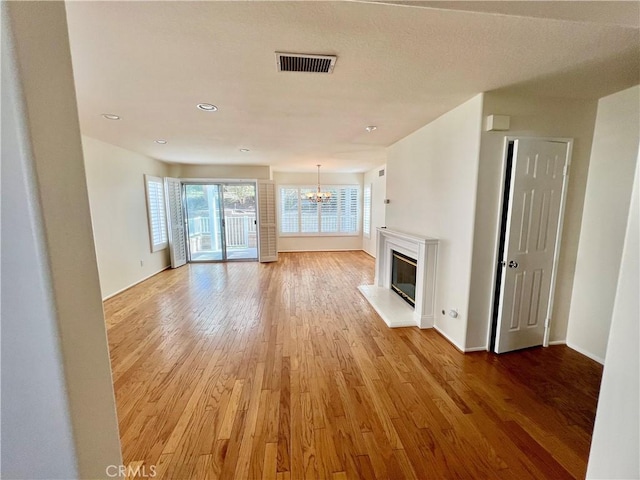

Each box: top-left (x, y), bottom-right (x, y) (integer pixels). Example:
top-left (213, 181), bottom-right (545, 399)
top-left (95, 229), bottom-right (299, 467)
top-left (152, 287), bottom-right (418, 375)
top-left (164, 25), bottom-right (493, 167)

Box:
top-left (104, 251), bottom-right (603, 479)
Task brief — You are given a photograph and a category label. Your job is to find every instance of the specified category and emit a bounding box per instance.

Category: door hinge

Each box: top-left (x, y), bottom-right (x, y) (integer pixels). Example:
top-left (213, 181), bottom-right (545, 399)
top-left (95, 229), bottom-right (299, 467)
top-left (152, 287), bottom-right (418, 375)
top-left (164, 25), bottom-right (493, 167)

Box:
top-left (544, 318), bottom-right (551, 329)
top-left (563, 164), bottom-right (569, 177)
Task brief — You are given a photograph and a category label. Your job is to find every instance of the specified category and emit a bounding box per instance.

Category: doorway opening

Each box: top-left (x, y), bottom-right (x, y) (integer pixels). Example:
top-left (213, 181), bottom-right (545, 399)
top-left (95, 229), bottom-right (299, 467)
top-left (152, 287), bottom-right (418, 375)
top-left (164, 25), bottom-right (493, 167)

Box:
top-left (489, 141), bottom-right (514, 352)
top-left (184, 182), bottom-right (258, 262)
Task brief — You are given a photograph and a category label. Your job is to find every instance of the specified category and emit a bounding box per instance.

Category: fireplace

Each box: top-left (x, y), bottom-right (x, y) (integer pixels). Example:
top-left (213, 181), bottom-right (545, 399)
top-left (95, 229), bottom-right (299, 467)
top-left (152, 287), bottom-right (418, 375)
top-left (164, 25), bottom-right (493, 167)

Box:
top-left (358, 228), bottom-right (439, 328)
top-left (391, 250), bottom-right (417, 307)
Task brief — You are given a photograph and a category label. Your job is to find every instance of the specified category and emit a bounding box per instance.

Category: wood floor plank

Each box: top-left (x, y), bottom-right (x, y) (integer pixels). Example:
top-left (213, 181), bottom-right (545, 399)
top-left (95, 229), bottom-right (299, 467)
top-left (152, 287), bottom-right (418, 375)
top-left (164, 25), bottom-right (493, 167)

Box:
top-left (104, 252), bottom-right (603, 479)
top-left (262, 442), bottom-right (278, 480)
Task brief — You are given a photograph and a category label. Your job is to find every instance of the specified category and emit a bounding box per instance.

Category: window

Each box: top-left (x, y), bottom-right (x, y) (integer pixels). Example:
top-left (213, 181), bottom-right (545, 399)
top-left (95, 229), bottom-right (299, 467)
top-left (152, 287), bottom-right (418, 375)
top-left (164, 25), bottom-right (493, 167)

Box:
top-left (363, 183), bottom-right (372, 238)
top-left (280, 187), bottom-right (300, 233)
top-left (279, 185), bottom-right (360, 235)
top-left (145, 175), bottom-right (168, 252)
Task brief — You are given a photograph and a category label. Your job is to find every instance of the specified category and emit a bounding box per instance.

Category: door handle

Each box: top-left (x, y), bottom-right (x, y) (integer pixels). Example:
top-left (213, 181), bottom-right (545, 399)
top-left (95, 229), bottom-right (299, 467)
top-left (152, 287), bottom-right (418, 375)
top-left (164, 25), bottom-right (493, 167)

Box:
top-left (508, 260), bottom-right (519, 268)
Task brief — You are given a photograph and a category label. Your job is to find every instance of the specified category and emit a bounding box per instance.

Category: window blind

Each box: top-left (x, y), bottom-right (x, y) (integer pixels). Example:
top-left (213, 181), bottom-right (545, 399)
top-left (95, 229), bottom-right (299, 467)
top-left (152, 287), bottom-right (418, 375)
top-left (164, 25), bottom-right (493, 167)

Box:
top-left (145, 175), bottom-right (168, 252)
top-left (279, 185), bottom-right (360, 235)
top-left (363, 184), bottom-right (372, 238)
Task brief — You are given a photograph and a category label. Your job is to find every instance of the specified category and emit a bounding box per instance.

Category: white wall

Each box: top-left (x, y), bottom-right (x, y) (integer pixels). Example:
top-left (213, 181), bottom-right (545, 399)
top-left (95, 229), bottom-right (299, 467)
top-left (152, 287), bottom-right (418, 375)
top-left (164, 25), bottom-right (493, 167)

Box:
top-left (586, 158), bottom-right (639, 479)
top-left (2, 2), bottom-right (123, 478)
top-left (83, 136), bottom-right (172, 299)
top-left (362, 164), bottom-right (387, 257)
top-left (386, 94), bottom-right (484, 350)
top-left (176, 163), bottom-right (270, 179)
top-left (466, 92), bottom-right (598, 349)
top-left (274, 171), bottom-right (364, 252)
top-left (1, 7), bottom-right (78, 477)
top-left (566, 86), bottom-right (640, 363)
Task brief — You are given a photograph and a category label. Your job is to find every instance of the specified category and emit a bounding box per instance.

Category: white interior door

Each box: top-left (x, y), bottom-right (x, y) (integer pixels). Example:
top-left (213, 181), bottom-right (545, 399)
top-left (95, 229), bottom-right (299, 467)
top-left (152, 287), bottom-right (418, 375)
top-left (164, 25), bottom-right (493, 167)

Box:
top-left (164, 177), bottom-right (187, 268)
top-left (257, 180), bottom-right (278, 262)
top-left (495, 139), bottom-right (570, 353)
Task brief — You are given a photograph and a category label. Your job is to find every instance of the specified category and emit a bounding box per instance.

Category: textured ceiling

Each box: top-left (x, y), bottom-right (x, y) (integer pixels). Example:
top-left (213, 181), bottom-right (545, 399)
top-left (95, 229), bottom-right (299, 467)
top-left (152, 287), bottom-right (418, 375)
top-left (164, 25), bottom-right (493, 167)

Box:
top-left (65, 1), bottom-right (639, 172)
top-left (369, 1), bottom-right (640, 28)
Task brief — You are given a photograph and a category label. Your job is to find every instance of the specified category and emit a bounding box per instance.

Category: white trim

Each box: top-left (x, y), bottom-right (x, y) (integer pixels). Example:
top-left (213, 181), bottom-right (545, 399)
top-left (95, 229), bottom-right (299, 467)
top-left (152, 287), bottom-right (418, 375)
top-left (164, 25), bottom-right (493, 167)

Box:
top-left (566, 342), bottom-right (605, 365)
top-left (436, 327), bottom-right (488, 353)
top-left (464, 346), bottom-right (488, 353)
top-left (279, 233), bottom-right (360, 238)
top-left (278, 248), bottom-right (362, 253)
top-left (548, 340), bottom-right (566, 346)
top-left (102, 266), bottom-right (170, 301)
top-left (180, 177), bottom-right (260, 184)
top-left (433, 325), bottom-right (465, 353)
top-left (362, 249), bottom-right (375, 259)
top-left (543, 139), bottom-right (573, 346)
top-left (484, 137), bottom-right (512, 350)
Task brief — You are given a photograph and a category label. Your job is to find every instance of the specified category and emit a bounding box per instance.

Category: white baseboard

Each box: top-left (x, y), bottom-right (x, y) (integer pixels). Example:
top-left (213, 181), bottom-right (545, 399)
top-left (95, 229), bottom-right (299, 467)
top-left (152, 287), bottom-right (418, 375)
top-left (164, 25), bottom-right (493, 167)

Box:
top-left (362, 249), bottom-right (376, 259)
top-left (102, 265), bottom-right (170, 301)
top-left (433, 325), bottom-right (466, 353)
top-left (548, 340), bottom-right (566, 346)
top-left (566, 341), bottom-right (605, 365)
top-left (433, 328), bottom-right (487, 353)
top-left (464, 346), bottom-right (488, 353)
top-left (278, 249), bottom-right (362, 253)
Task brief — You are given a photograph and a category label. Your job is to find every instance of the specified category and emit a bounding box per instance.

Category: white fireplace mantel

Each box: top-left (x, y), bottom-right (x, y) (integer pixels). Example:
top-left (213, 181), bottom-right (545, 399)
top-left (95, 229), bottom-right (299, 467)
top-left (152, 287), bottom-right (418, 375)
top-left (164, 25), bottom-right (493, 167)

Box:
top-left (359, 228), bottom-right (439, 328)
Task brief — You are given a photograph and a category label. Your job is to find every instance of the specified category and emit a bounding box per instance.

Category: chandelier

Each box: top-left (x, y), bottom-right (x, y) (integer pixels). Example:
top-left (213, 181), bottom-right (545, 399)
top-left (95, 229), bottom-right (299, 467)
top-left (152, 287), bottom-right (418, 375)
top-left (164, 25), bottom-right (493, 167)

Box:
top-left (305, 164), bottom-right (332, 203)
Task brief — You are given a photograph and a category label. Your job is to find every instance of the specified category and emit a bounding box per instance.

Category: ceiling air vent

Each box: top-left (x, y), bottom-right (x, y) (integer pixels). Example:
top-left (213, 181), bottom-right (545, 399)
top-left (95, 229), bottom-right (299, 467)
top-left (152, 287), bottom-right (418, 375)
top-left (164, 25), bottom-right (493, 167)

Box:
top-left (275, 52), bottom-right (337, 74)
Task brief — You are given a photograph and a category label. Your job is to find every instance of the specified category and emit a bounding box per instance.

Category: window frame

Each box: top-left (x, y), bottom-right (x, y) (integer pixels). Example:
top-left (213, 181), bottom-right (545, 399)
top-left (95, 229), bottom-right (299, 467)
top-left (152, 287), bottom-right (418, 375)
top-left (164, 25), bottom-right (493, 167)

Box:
top-left (144, 175), bottom-right (168, 252)
top-left (278, 184), bottom-right (361, 237)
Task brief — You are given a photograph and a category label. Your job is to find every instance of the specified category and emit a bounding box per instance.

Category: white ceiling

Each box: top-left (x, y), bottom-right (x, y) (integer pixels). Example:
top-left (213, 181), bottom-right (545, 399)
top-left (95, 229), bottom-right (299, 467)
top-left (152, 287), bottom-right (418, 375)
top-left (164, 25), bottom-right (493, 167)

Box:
top-left (65, 1), bottom-right (639, 173)
top-left (369, 1), bottom-right (640, 28)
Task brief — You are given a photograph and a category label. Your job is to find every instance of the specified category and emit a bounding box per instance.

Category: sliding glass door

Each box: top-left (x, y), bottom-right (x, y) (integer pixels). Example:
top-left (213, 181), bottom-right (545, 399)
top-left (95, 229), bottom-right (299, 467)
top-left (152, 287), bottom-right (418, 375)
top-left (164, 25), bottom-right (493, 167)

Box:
top-left (184, 184), bottom-right (224, 261)
top-left (184, 182), bottom-right (257, 262)
top-left (222, 184), bottom-right (257, 260)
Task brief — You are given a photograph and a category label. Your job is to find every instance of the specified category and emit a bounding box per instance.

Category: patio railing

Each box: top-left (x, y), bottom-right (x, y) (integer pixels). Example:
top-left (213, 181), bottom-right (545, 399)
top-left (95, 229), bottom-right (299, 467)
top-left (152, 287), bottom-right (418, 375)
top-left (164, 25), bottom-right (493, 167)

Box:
top-left (188, 215), bottom-right (256, 248)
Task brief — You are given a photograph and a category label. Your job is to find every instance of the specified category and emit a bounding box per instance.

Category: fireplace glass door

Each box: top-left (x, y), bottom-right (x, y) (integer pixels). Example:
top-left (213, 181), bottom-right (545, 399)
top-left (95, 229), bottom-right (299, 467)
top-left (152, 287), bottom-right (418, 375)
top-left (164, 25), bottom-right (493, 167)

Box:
top-left (391, 250), bottom-right (417, 307)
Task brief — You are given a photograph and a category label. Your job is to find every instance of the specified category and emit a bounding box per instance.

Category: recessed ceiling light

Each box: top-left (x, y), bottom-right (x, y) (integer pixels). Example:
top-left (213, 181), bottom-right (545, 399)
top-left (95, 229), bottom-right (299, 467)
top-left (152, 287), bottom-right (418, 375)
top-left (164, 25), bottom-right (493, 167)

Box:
top-left (239, 148), bottom-right (250, 153)
top-left (155, 140), bottom-right (167, 144)
top-left (365, 125), bottom-right (377, 132)
top-left (197, 103), bottom-right (218, 112)
top-left (102, 114), bottom-right (120, 120)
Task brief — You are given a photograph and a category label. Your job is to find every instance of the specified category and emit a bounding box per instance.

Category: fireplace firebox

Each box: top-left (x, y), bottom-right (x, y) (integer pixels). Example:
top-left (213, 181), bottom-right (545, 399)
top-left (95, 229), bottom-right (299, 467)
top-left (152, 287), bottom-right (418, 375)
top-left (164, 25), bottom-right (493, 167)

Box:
top-left (391, 250), bottom-right (417, 307)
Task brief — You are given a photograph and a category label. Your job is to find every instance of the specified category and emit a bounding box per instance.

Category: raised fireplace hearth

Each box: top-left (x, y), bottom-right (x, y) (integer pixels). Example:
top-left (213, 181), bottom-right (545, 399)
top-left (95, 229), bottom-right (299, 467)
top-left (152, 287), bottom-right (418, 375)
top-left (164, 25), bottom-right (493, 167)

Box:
top-left (359, 228), bottom-right (438, 328)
